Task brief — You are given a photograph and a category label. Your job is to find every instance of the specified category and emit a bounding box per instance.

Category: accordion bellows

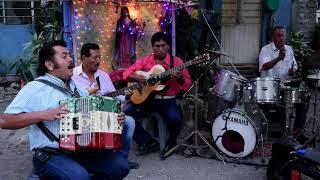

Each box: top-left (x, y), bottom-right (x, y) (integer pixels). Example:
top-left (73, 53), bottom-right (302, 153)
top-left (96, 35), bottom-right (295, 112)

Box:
top-left (59, 96), bottom-right (122, 151)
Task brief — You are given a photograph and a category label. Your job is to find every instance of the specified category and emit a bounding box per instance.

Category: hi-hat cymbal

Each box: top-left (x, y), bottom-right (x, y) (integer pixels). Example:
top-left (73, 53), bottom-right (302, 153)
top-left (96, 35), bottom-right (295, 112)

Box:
top-left (307, 74), bottom-right (320, 80)
top-left (205, 49), bottom-right (233, 58)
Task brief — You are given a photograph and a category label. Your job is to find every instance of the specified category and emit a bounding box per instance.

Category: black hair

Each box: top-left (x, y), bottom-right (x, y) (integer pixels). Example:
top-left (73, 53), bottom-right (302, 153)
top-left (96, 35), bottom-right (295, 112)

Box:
top-left (38, 40), bottom-right (67, 76)
top-left (272, 25), bottom-right (286, 36)
top-left (151, 32), bottom-right (170, 46)
top-left (80, 43), bottom-right (100, 61)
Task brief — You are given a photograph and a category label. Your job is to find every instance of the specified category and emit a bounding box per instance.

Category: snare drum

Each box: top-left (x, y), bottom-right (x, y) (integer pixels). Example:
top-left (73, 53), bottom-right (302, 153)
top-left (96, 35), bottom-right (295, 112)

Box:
top-left (281, 87), bottom-right (309, 104)
top-left (213, 69), bottom-right (247, 102)
top-left (211, 104), bottom-right (267, 158)
top-left (250, 77), bottom-right (281, 104)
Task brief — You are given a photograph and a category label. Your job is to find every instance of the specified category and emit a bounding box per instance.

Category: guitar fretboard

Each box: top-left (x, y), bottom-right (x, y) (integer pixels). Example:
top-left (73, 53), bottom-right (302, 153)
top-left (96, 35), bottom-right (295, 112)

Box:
top-left (105, 82), bottom-right (146, 97)
top-left (150, 54), bottom-right (210, 82)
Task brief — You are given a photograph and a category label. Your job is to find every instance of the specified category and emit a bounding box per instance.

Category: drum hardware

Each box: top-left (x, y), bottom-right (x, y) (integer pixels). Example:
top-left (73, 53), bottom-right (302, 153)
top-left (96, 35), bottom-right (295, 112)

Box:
top-left (284, 103), bottom-right (296, 136)
top-left (281, 86), bottom-right (309, 136)
top-left (302, 75), bottom-right (320, 147)
top-left (164, 59), bottom-right (225, 163)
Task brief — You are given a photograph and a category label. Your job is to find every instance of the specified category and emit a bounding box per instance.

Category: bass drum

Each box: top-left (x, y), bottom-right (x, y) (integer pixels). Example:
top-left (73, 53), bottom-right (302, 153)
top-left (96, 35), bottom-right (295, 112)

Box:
top-left (211, 104), bottom-right (268, 158)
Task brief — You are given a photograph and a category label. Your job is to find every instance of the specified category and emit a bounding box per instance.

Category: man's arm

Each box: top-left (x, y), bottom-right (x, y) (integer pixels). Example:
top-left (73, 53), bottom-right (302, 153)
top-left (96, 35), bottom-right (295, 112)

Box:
top-left (123, 57), bottom-right (147, 82)
top-left (259, 46), bottom-right (285, 71)
top-left (0, 104), bottom-right (69, 129)
top-left (127, 73), bottom-right (147, 83)
top-left (261, 57), bottom-right (281, 71)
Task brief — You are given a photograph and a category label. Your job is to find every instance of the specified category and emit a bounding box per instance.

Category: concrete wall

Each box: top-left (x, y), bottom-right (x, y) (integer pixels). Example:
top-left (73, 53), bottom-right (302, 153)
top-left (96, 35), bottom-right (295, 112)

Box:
top-left (261, 0), bottom-right (293, 47)
top-left (293, 0), bottom-right (317, 41)
top-left (0, 24), bottom-right (32, 74)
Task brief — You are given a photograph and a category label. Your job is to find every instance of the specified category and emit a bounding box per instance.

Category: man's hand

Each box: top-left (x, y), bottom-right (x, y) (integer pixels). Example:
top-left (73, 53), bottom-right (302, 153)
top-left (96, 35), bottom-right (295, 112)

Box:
top-left (172, 71), bottom-right (185, 85)
top-left (288, 63), bottom-right (295, 76)
top-left (124, 89), bottom-right (133, 100)
top-left (278, 49), bottom-right (286, 60)
top-left (117, 112), bottom-right (125, 125)
top-left (45, 103), bottom-right (69, 121)
top-left (88, 87), bottom-right (99, 95)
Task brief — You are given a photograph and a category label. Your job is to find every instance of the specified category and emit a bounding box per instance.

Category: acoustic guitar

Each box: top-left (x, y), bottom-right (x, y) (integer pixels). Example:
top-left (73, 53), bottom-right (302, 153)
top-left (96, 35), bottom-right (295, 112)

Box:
top-left (106, 53), bottom-right (212, 104)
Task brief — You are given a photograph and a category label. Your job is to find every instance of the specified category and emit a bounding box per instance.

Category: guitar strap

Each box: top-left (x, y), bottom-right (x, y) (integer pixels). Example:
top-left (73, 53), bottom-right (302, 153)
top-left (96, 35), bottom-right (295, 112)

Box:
top-left (34, 79), bottom-right (80, 142)
top-left (170, 53), bottom-right (174, 69)
top-left (158, 54), bottom-right (174, 93)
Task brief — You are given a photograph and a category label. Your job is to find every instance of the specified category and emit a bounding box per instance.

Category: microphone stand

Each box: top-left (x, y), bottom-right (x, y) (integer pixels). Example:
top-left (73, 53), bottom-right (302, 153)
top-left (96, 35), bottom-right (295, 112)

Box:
top-left (163, 56), bottom-right (225, 163)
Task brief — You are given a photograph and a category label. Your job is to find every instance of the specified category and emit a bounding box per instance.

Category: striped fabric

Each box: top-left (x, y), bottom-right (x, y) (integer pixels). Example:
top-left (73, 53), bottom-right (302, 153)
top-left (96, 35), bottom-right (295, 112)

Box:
top-left (5, 73), bottom-right (88, 150)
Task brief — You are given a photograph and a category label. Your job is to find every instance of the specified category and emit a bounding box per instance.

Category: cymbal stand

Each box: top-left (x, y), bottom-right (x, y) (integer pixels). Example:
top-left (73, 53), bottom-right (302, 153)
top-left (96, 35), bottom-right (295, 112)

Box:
top-left (285, 103), bottom-right (296, 136)
top-left (303, 80), bottom-right (320, 146)
top-left (163, 58), bottom-right (225, 163)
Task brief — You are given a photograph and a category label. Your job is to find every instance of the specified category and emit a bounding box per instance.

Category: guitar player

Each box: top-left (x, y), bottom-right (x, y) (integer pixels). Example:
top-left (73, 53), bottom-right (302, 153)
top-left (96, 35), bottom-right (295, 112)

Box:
top-left (123, 32), bottom-right (192, 160)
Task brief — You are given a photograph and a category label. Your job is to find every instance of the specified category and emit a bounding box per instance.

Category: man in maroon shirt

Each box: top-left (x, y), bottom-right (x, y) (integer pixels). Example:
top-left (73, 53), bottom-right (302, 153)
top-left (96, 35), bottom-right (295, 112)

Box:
top-left (123, 32), bottom-right (192, 160)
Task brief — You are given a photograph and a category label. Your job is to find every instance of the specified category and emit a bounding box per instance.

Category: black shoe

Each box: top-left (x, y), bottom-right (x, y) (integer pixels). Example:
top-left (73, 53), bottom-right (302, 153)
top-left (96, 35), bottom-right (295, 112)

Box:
top-left (136, 139), bottom-right (160, 156)
top-left (160, 142), bottom-right (177, 160)
top-left (129, 161), bottom-right (139, 169)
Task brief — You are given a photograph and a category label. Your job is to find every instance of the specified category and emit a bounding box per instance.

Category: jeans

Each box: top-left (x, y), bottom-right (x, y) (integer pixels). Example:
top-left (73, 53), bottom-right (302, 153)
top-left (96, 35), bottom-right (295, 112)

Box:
top-left (125, 98), bottom-right (182, 146)
top-left (33, 150), bottom-right (129, 180)
top-left (121, 116), bottom-right (135, 158)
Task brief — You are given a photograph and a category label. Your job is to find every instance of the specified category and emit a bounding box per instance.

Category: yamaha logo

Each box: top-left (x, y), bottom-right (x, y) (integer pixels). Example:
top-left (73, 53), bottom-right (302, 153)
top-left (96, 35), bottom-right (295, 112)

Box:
top-left (222, 115), bottom-right (249, 126)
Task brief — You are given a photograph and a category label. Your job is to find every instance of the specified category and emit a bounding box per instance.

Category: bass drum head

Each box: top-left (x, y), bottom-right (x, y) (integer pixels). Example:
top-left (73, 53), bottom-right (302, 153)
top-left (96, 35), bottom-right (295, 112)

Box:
top-left (212, 109), bottom-right (257, 158)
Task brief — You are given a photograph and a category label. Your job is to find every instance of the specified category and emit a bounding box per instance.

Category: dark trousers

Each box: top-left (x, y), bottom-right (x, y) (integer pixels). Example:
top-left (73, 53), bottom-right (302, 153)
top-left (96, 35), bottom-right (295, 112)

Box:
top-left (259, 103), bottom-right (307, 135)
top-left (125, 98), bottom-right (182, 146)
top-left (33, 150), bottom-right (129, 180)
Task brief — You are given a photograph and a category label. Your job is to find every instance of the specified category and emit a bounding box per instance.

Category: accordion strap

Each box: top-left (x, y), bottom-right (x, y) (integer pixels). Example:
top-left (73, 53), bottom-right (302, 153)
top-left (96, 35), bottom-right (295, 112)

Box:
top-left (33, 79), bottom-right (80, 142)
top-left (35, 79), bottom-right (81, 98)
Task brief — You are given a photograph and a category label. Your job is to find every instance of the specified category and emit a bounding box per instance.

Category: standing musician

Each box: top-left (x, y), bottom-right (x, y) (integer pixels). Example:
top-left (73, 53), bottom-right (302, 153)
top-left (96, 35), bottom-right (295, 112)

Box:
top-left (259, 25), bottom-right (307, 141)
top-left (0, 40), bottom-right (130, 179)
top-left (123, 32), bottom-right (192, 159)
top-left (72, 43), bottom-right (138, 169)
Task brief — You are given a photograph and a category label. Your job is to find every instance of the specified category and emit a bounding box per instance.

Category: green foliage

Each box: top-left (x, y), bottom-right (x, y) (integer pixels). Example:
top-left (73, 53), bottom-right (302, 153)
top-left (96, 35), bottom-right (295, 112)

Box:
top-left (10, 3), bottom-right (63, 82)
top-left (8, 58), bottom-right (34, 82)
top-left (288, 32), bottom-right (313, 78)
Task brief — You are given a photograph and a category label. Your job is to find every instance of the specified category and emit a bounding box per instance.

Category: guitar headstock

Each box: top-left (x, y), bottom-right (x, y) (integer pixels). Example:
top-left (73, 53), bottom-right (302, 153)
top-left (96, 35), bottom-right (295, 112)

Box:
top-left (192, 53), bottom-right (211, 65)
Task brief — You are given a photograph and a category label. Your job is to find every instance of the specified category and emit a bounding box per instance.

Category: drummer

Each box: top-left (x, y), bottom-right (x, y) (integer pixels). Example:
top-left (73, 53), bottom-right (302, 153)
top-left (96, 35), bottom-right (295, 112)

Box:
top-left (258, 25), bottom-right (307, 141)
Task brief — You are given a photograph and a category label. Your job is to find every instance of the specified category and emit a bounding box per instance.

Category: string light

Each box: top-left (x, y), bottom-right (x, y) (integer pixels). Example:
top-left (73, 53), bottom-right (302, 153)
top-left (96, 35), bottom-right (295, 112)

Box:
top-left (73, 0), bottom-right (173, 72)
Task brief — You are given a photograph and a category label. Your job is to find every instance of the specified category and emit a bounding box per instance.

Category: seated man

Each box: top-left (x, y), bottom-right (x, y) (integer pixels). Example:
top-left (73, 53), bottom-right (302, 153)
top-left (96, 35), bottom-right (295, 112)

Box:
top-left (72, 43), bottom-right (138, 169)
top-left (258, 25), bottom-right (307, 141)
top-left (0, 40), bottom-right (129, 179)
top-left (123, 32), bottom-right (192, 159)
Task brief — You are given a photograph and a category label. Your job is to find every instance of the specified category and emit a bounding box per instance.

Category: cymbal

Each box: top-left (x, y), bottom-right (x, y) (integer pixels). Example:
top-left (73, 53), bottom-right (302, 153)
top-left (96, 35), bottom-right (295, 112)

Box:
top-left (307, 74), bottom-right (320, 80)
top-left (205, 49), bottom-right (233, 58)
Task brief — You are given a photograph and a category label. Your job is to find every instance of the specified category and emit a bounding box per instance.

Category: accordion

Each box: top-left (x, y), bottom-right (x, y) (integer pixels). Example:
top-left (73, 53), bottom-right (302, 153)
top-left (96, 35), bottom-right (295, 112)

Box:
top-left (59, 96), bottom-right (122, 151)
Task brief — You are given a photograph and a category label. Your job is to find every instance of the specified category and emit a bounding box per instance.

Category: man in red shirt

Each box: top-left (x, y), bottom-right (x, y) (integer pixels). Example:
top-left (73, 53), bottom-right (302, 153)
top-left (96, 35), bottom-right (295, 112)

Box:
top-left (123, 32), bottom-right (192, 159)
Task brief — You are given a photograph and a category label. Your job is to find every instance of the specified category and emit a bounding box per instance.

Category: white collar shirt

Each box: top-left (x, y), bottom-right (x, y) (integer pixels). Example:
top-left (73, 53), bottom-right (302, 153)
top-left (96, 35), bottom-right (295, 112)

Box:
top-left (259, 42), bottom-right (298, 82)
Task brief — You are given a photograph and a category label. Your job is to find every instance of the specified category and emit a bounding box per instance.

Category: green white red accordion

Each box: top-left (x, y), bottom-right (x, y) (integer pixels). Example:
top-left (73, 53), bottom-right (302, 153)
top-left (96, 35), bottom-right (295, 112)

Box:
top-left (59, 96), bottom-right (122, 151)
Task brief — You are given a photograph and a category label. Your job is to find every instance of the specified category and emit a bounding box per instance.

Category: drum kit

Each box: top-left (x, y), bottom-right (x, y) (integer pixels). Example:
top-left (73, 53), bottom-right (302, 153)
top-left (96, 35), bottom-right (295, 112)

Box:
top-left (210, 68), bottom-right (312, 159)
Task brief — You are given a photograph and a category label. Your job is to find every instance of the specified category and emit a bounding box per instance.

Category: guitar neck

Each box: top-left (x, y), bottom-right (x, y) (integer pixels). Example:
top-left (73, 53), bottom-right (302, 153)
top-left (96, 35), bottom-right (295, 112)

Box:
top-left (146, 54), bottom-right (210, 85)
top-left (105, 83), bottom-right (145, 97)
top-left (160, 60), bottom-right (193, 78)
